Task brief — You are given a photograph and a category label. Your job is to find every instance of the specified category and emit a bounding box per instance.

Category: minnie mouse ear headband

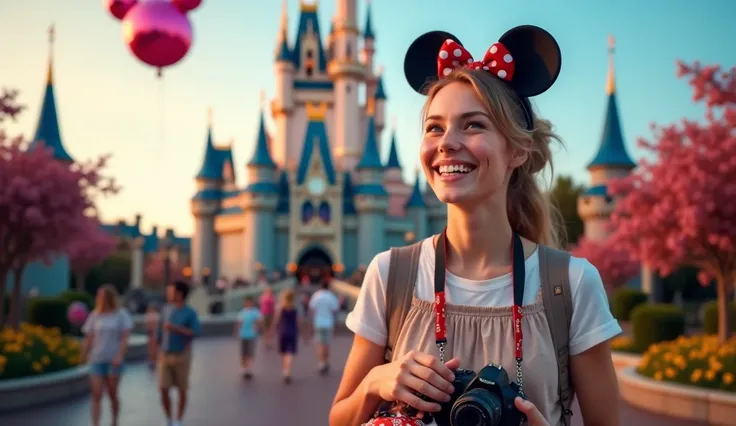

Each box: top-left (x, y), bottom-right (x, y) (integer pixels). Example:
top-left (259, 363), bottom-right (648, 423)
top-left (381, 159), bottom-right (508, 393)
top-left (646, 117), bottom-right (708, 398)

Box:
top-left (403, 25), bottom-right (562, 130)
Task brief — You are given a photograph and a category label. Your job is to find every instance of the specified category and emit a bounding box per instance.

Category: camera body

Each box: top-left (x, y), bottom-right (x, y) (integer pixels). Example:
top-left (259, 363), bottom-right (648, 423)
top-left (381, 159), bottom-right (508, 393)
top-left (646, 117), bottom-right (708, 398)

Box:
top-left (427, 364), bottom-right (526, 426)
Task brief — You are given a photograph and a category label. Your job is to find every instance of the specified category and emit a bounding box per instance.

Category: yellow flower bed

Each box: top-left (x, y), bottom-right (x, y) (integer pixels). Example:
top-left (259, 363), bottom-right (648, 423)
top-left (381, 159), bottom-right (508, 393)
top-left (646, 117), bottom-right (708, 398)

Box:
top-left (611, 335), bottom-right (642, 354)
top-left (0, 323), bottom-right (82, 380)
top-left (637, 335), bottom-right (736, 392)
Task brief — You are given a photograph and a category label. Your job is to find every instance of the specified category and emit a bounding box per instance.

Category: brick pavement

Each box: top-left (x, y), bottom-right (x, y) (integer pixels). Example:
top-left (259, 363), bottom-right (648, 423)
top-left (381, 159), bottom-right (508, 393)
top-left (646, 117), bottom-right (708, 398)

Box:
top-left (0, 335), bottom-right (705, 426)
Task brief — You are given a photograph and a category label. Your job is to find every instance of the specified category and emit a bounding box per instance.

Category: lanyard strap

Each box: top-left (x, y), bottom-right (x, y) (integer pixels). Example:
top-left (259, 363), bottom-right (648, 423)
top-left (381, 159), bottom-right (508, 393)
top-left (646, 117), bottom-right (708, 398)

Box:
top-left (433, 229), bottom-right (526, 363)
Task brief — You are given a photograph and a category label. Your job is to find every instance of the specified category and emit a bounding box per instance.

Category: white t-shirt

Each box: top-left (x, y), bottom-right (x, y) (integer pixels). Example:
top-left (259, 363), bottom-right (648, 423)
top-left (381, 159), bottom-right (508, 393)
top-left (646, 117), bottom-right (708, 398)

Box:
top-left (346, 237), bottom-right (622, 356)
top-left (309, 289), bottom-right (340, 329)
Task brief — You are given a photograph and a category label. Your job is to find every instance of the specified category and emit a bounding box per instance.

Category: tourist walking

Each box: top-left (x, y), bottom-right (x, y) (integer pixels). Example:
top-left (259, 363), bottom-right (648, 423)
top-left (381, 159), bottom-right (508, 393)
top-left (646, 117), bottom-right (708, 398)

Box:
top-left (81, 284), bottom-right (134, 426)
top-left (144, 304), bottom-right (160, 368)
top-left (275, 288), bottom-right (299, 384)
top-left (234, 296), bottom-right (262, 379)
top-left (259, 285), bottom-right (276, 350)
top-left (157, 281), bottom-right (201, 426)
top-left (308, 280), bottom-right (340, 375)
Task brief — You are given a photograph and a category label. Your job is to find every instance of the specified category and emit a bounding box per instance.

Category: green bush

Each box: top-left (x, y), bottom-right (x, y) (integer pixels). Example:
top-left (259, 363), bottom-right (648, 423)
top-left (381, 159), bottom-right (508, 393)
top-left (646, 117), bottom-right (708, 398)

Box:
top-left (26, 297), bottom-right (70, 335)
top-left (58, 290), bottom-right (95, 310)
top-left (702, 300), bottom-right (736, 335)
top-left (631, 304), bottom-right (686, 352)
top-left (612, 288), bottom-right (649, 321)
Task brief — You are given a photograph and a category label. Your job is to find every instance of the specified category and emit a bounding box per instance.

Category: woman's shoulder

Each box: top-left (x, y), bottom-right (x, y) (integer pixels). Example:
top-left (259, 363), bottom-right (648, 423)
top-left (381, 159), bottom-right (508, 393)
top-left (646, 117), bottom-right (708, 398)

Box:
top-left (366, 237), bottom-right (434, 285)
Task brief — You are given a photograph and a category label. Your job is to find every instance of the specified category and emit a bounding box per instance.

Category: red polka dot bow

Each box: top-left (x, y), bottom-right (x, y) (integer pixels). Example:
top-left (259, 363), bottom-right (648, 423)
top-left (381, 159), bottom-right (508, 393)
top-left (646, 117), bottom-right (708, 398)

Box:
top-left (437, 39), bottom-right (515, 81)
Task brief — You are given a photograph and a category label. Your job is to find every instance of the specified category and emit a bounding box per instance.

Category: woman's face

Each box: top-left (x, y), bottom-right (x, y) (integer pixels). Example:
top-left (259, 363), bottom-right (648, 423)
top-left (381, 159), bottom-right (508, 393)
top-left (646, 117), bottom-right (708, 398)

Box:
top-left (96, 289), bottom-right (107, 310)
top-left (420, 81), bottom-right (518, 207)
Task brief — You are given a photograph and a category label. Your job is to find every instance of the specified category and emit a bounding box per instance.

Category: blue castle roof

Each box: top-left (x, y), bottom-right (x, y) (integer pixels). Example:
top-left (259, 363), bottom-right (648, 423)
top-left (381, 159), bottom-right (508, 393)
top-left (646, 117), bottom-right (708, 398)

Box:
top-left (247, 109), bottom-right (277, 168)
top-left (276, 37), bottom-right (292, 62)
top-left (28, 61), bottom-right (74, 163)
top-left (195, 120), bottom-right (236, 182)
top-left (385, 131), bottom-right (401, 168)
top-left (587, 42), bottom-right (636, 171)
top-left (586, 93), bottom-right (636, 170)
top-left (357, 116), bottom-right (383, 170)
top-left (375, 76), bottom-right (387, 100)
top-left (291, 5), bottom-right (328, 72)
top-left (297, 119), bottom-right (336, 185)
top-left (363, 3), bottom-right (375, 39)
top-left (405, 172), bottom-right (426, 209)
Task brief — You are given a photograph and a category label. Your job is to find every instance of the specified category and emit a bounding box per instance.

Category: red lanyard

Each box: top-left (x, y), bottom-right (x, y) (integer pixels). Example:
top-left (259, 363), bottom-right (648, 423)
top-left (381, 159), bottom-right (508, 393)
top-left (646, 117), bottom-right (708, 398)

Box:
top-left (433, 229), bottom-right (526, 363)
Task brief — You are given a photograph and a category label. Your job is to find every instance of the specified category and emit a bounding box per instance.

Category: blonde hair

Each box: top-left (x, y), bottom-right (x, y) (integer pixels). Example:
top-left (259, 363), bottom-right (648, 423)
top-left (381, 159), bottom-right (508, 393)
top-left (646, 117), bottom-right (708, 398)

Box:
top-left (422, 69), bottom-right (566, 248)
top-left (95, 284), bottom-right (120, 313)
top-left (280, 288), bottom-right (295, 308)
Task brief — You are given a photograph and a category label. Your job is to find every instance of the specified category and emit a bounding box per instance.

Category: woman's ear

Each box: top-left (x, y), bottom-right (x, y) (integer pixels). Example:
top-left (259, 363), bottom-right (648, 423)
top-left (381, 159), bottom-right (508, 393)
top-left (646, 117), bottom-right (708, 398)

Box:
top-left (509, 149), bottom-right (528, 169)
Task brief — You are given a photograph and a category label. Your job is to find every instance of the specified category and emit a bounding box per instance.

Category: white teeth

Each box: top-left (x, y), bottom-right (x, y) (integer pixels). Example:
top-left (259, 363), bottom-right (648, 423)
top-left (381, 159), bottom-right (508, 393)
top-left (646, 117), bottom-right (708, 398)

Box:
top-left (437, 164), bottom-right (473, 174)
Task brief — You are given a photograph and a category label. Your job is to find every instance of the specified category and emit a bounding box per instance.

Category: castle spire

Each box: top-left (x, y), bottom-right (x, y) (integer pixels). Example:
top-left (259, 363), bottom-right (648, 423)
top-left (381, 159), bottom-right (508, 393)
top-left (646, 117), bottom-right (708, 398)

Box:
top-left (385, 120), bottom-right (401, 169)
top-left (196, 108), bottom-right (221, 180)
top-left (28, 24), bottom-right (74, 163)
top-left (606, 35), bottom-right (615, 95)
top-left (586, 35), bottom-right (635, 171)
top-left (356, 115), bottom-right (383, 170)
top-left (405, 168), bottom-right (426, 209)
top-left (275, 0), bottom-right (292, 61)
top-left (247, 96), bottom-right (277, 168)
top-left (363, 0), bottom-right (374, 39)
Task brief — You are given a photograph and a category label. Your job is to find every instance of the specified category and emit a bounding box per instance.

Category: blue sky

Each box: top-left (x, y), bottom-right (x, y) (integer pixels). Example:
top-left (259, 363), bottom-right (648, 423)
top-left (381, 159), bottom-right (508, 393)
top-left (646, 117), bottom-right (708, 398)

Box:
top-left (1, 0), bottom-right (734, 235)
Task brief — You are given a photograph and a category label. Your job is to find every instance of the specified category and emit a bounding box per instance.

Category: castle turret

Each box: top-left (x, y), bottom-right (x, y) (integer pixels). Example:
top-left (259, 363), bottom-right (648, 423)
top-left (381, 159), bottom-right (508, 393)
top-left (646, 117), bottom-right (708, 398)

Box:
top-left (361, 2), bottom-right (377, 101)
top-left (29, 25), bottom-right (74, 163)
top-left (191, 110), bottom-right (221, 285)
top-left (272, 0), bottom-right (295, 169)
top-left (373, 68), bottom-right (387, 147)
top-left (578, 35), bottom-right (636, 242)
top-left (329, 0), bottom-right (365, 170)
top-left (405, 170), bottom-right (428, 241)
top-left (383, 126), bottom-right (411, 216)
top-left (242, 104), bottom-right (279, 281)
top-left (354, 112), bottom-right (387, 266)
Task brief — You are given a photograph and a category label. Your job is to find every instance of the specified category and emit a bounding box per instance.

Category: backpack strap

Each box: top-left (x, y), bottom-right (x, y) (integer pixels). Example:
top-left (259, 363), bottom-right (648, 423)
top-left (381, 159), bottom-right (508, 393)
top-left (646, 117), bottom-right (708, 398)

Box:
top-left (384, 241), bottom-right (423, 362)
top-left (538, 245), bottom-right (575, 426)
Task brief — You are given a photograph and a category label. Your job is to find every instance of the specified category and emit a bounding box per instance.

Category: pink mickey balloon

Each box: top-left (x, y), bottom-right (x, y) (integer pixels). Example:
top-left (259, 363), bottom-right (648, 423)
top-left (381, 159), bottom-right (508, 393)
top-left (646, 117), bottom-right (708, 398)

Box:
top-left (67, 301), bottom-right (89, 327)
top-left (121, 0), bottom-right (193, 75)
top-left (105, 0), bottom-right (138, 20)
top-left (172, 0), bottom-right (202, 13)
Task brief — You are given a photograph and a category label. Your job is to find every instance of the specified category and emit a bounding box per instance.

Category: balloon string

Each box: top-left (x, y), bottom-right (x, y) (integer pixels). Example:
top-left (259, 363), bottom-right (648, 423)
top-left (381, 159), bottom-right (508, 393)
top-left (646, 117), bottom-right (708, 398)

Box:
top-left (158, 74), bottom-right (166, 167)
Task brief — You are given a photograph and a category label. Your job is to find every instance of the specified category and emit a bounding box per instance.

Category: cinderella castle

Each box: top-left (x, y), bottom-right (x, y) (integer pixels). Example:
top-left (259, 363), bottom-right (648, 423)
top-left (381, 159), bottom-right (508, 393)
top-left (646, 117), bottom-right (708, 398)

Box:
top-left (189, 0), bottom-right (447, 285)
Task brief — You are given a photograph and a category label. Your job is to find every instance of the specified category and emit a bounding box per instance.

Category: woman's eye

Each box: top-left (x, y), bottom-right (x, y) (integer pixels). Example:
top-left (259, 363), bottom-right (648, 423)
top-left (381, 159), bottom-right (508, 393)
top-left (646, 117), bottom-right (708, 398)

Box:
top-left (466, 121), bottom-right (485, 130)
top-left (425, 124), bottom-right (443, 133)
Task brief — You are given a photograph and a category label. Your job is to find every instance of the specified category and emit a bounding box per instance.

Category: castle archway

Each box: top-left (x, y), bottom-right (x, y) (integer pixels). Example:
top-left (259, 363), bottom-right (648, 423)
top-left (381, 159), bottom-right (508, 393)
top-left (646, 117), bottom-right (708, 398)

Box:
top-left (296, 246), bottom-right (333, 285)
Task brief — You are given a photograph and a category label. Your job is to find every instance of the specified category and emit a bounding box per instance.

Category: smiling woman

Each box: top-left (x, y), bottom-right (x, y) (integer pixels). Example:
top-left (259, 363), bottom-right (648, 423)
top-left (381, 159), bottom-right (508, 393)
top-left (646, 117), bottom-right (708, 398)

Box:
top-left (330, 25), bottom-right (622, 426)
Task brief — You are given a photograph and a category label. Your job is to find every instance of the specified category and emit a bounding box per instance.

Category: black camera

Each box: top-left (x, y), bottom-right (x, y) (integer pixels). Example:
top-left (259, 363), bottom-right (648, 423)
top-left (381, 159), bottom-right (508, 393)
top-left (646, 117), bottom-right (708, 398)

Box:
top-left (423, 363), bottom-right (526, 426)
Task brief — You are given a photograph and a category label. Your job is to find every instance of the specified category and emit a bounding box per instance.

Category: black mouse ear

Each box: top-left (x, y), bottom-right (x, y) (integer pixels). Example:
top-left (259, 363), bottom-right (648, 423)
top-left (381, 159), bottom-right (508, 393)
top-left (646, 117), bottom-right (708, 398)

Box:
top-left (404, 31), bottom-right (462, 95)
top-left (499, 25), bottom-right (561, 97)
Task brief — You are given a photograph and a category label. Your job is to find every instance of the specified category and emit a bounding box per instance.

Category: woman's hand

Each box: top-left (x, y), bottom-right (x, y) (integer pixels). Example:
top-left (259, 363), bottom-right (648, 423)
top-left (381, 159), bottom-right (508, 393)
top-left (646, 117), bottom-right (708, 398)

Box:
top-left (515, 397), bottom-right (550, 426)
top-left (367, 350), bottom-right (460, 413)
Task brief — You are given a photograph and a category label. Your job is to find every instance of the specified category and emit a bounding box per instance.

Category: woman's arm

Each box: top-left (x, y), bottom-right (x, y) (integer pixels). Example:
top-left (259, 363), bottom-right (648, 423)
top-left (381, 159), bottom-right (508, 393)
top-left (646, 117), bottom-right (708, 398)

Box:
top-left (114, 330), bottom-right (130, 364)
top-left (571, 340), bottom-right (620, 426)
top-left (329, 335), bottom-right (386, 426)
top-left (81, 334), bottom-right (93, 363)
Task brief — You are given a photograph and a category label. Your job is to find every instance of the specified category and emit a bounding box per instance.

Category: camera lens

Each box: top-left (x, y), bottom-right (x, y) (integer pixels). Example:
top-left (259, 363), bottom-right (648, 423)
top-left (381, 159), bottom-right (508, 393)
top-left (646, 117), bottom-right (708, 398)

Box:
top-left (451, 388), bottom-right (503, 426)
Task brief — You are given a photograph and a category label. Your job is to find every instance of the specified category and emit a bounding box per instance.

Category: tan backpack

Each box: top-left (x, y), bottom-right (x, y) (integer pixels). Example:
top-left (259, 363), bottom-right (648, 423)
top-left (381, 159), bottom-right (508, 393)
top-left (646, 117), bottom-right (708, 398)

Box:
top-left (382, 241), bottom-right (575, 426)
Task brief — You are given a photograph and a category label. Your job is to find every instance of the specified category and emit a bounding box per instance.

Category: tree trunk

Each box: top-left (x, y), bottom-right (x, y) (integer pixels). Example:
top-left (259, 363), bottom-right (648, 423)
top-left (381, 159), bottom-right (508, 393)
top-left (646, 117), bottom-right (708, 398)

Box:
top-left (716, 277), bottom-right (732, 344)
top-left (8, 267), bottom-right (24, 330)
top-left (75, 271), bottom-right (86, 291)
top-left (0, 267), bottom-right (7, 329)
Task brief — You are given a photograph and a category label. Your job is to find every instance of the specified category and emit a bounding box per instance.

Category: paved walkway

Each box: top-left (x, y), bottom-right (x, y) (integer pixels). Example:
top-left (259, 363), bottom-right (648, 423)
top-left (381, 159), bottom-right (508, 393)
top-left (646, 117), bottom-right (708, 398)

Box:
top-left (0, 335), bottom-right (704, 426)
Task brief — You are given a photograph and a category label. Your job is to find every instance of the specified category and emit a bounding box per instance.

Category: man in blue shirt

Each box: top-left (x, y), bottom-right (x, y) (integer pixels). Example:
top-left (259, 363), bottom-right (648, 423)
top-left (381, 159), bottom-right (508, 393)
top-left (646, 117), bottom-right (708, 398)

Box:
top-left (157, 280), bottom-right (200, 426)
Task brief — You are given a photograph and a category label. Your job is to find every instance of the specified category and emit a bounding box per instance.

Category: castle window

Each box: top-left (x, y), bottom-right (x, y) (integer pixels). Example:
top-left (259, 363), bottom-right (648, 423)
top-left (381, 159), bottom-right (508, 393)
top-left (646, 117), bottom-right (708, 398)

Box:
top-left (306, 64), bottom-right (314, 77)
top-left (306, 49), bottom-right (313, 59)
top-left (346, 42), bottom-right (352, 59)
top-left (318, 201), bottom-right (331, 223)
top-left (301, 201), bottom-right (314, 223)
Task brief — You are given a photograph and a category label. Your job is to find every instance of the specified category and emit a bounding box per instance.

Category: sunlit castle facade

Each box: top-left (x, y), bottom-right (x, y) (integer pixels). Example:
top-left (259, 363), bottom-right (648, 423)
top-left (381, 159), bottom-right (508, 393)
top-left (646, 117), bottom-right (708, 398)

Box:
top-left (578, 36), bottom-right (637, 243)
top-left (190, 0), bottom-right (447, 284)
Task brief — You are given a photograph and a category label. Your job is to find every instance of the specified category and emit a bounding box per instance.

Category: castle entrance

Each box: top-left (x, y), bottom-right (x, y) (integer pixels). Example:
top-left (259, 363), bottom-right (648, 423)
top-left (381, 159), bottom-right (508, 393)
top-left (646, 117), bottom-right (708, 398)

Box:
top-left (296, 247), bottom-right (333, 285)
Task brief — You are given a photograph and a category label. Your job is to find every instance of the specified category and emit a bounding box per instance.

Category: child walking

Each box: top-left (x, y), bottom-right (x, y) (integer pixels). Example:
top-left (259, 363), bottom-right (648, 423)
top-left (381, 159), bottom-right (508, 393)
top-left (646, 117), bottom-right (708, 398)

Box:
top-left (275, 289), bottom-right (299, 384)
top-left (234, 296), bottom-right (262, 380)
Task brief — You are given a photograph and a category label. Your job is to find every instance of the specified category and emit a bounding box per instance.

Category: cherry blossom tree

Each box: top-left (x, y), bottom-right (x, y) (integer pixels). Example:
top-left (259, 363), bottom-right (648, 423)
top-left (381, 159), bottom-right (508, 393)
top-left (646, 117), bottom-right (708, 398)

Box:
top-left (571, 234), bottom-right (640, 294)
top-left (608, 61), bottom-right (736, 343)
top-left (67, 217), bottom-right (117, 291)
top-left (0, 89), bottom-right (118, 328)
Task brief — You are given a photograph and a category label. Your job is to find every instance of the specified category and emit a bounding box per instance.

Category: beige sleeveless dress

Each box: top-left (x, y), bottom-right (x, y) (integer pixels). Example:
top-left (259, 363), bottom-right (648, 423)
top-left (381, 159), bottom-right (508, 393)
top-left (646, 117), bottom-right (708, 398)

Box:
top-left (390, 290), bottom-right (563, 425)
